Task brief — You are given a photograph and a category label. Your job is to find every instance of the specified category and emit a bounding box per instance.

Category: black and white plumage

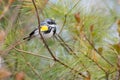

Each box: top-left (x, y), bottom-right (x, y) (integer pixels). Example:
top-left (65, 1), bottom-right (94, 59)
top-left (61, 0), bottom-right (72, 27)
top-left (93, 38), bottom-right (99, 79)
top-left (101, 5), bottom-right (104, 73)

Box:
top-left (23, 19), bottom-right (57, 41)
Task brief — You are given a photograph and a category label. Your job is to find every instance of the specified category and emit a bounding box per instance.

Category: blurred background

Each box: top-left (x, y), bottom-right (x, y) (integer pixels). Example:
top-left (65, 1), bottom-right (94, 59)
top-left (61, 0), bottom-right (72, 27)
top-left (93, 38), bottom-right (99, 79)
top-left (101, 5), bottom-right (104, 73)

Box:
top-left (0, 0), bottom-right (120, 80)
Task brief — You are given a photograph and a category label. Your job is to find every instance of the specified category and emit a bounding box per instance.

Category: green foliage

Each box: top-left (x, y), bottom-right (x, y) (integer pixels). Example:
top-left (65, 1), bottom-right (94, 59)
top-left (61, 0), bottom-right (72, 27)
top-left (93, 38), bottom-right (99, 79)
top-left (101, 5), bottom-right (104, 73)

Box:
top-left (1, 0), bottom-right (120, 80)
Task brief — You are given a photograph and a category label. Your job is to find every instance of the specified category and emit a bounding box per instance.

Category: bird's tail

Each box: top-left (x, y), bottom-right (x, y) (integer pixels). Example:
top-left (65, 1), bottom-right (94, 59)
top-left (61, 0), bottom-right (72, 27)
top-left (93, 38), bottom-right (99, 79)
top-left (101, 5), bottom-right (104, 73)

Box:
top-left (23, 36), bottom-right (31, 41)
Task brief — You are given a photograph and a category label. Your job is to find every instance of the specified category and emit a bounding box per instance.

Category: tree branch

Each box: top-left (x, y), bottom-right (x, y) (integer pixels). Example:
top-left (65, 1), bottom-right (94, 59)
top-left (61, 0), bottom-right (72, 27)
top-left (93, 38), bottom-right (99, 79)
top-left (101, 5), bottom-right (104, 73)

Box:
top-left (31, 0), bottom-right (56, 60)
top-left (14, 47), bottom-right (53, 60)
top-left (31, 0), bottom-right (87, 78)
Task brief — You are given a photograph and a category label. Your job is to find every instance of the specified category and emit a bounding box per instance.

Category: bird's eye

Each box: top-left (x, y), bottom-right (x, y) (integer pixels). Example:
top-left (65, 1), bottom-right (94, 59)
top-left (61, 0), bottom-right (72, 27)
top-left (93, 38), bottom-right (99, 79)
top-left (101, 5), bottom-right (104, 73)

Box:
top-left (47, 21), bottom-right (52, 24)
top-left (47, 21), bottom-right (56, 25)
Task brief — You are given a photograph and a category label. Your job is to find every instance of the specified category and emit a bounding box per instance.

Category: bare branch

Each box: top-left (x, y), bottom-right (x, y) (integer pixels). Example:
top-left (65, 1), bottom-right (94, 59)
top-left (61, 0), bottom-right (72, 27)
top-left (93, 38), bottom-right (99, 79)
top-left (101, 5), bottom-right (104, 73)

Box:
top-left (14, 47), bottom-right (53, 60)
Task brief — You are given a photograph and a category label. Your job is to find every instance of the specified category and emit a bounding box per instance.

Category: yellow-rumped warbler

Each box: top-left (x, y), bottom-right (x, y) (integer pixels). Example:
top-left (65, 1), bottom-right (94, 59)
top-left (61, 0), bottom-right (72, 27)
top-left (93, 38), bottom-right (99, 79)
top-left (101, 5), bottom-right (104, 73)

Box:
top-left (23, 19), bottom-right (57, 41)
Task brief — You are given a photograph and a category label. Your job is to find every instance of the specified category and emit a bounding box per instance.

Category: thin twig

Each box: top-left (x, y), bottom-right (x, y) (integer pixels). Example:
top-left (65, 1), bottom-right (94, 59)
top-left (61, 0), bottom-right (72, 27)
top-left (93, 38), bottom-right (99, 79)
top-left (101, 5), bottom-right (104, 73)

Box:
top-left (80, 49), bottom-right (111, 80)
top-left (1, 40), bottom-right (26, 56)
top-left (58, 0), bottom-right (80, 34)
top-left (14, 47), bottom-right (53, 60)
top-left (58, 14), bottom-right (67, 34)
top-left (57, 34), bottom-right (74, 53)
top-left (83, 53), bottom-right (106, 72)
top-left (84, 35), bottom-right (114, 67)
top-left (27, 62), bottom-right (43, 80)
top-left (105, 72), bottom-right (109, 80)
top-left (55, 59), bottom-right (87, 78)
top-left (54, 35), bottom-right (71, 54)
top-left (66, 0), bottom-right (80, 15)
top-left (56, 34), bottom-right (79, 58)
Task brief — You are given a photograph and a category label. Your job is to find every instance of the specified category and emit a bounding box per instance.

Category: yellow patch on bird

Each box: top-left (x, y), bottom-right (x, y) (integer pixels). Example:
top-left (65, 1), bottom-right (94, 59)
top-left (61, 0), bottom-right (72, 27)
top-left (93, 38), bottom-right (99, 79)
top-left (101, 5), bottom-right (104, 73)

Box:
top-left (40, 25), bottom-right (48, 31)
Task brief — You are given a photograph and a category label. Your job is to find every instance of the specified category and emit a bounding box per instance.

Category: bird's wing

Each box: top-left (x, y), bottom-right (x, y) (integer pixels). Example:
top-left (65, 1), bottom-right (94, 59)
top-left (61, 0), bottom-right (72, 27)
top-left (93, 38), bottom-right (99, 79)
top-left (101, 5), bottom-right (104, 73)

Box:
top-left (29, 28), bottom-right (37, 37)
top-left (23, 28), bottom-right (37, 41)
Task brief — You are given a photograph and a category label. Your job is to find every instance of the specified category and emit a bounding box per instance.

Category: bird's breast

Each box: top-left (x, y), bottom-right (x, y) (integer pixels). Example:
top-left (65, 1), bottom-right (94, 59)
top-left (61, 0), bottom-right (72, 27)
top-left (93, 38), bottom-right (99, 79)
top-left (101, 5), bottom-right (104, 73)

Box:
top-left (34, 29), bottom-right (54, 39)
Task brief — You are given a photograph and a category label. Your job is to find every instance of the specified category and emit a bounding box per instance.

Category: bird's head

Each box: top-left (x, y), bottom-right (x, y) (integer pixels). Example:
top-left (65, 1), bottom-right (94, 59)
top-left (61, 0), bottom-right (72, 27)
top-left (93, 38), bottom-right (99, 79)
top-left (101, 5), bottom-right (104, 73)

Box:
top-left (40, 19), bottom-right (57, 35)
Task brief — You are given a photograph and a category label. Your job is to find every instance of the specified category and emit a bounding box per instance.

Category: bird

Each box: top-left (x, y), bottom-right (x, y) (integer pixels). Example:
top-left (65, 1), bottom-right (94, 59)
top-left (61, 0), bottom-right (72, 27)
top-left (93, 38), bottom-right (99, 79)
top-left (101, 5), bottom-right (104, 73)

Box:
top-left (23, 19), bottom-right (57, 41)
